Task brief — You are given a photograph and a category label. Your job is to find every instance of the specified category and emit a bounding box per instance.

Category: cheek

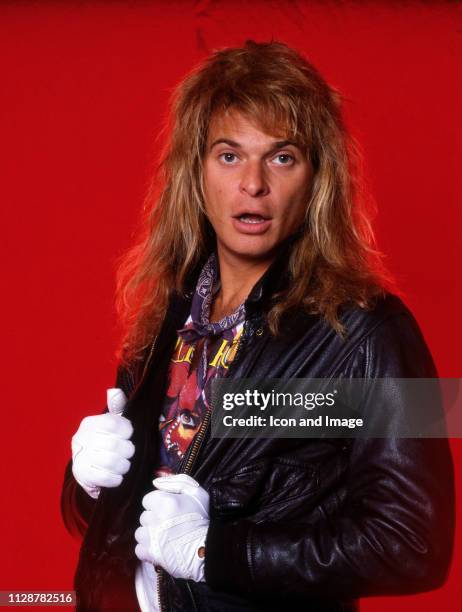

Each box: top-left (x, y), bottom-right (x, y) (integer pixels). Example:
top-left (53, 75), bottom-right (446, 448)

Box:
top-left (204, 192), bottom-right (221, 222)
top-left (291, 171), bottom-right (312, 211)
top-left (277, 178), bottom-right (310, 225)
top-left (204, 172), bottom-right (234, 220)
top-left (203, 166), bottom-right (222, 205)
top-left (204, 187), bottom-right (225, 227)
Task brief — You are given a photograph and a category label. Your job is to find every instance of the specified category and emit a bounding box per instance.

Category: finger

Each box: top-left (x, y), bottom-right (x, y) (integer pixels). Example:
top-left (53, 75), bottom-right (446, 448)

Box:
top-left (134, 526), bottom-right (150, 546)
top-left (71, 437), bottom-right (84, 458)
top-left (87, 449), bottom-right (131, 475)
top-left (107, 388), bottom-right (127, 416)
top-left (135, 543), bottom-right (152, 563)
top-left (142, 490), bottom-right (181, 512)
top-left (85, 467), bottom-right (123, 488)
top-left (97, 414), bottom-right (134, 438)
top-left (139, 510), bottom-right (152, 527)
top-left (86, 434), bottom-right (135, 458)
top-left (186, 486), bottom-right (210, 515)
top-left (154, 476), bottom-right (209, 515)
top-left (80, 413), bottom-right (133, 439)
top-left (153, 474), bottom-right (199, 493)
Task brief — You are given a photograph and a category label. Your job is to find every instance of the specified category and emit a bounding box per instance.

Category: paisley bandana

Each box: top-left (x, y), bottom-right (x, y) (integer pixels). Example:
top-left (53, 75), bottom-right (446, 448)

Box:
top-left (177, 253), bottom-right (246, 390)
top-left (178, 253), bottom-right (246, 343)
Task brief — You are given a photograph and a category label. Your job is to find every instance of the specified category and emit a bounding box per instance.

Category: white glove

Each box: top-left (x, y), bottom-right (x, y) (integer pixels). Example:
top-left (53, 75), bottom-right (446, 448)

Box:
top-left (71, 388), bottom-right (134, 499)
top-left (134, 474), bottom-right (209, 583)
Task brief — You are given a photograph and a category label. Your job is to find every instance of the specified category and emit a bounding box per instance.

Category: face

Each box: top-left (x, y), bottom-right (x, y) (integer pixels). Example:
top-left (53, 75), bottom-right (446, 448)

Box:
top-left (203, 109), bottom-right (313, 265)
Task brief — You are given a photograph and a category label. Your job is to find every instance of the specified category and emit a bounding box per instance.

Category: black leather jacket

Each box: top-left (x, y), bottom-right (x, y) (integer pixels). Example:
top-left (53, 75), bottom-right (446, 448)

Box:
top-left (62, 257), bottom-right (454, 611)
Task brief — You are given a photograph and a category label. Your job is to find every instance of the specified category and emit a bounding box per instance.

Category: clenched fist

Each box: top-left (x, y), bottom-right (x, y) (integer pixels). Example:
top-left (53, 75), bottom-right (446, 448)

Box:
top-left (71, 388), bottom-right (135, 499)
top-left (134, 474), bottom-right (209, 582)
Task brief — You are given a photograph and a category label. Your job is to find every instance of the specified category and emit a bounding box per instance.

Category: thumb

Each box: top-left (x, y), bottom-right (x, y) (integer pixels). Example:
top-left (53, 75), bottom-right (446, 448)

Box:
top-left (153, 474), bottom-right (209, 516)
top-left (107, 388), bottom-right (128, 416)
top-left (153, 474), bottom-right (199, 494)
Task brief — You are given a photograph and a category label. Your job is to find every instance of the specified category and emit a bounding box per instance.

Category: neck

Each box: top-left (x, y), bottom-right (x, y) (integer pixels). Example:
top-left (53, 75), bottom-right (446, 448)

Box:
top-left (209, 248), bottom-right (274, 322)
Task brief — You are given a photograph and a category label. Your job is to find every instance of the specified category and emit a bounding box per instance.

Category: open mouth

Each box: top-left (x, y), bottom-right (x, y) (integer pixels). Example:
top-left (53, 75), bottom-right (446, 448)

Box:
top-left (235, 213), bottom-right (271, 224)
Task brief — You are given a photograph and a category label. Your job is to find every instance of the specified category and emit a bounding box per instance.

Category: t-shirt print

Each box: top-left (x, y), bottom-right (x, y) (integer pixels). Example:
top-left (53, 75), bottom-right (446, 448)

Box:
top-left (155, 316), bottom-right (244, 476)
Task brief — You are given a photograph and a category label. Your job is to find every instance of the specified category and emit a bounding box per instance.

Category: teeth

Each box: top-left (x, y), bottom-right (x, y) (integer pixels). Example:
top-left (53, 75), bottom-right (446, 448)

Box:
top-left (239, 215), bottom-right (266, 224)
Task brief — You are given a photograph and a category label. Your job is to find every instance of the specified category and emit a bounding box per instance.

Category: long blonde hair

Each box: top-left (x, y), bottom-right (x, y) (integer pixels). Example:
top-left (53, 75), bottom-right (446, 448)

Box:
top-left (116, 40), bottom-right (392, 365)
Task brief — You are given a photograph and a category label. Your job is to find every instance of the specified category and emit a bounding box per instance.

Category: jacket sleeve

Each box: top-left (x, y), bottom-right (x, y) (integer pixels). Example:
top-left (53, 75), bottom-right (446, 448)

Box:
top-left (60, 364), bottom-right (136, 539)
top-left (204, 311), bottom-right (455, 599)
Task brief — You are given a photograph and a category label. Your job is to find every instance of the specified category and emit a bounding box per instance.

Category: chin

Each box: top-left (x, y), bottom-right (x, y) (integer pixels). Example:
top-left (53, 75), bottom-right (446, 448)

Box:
top-left (221, 239), bottom-right (280, 262)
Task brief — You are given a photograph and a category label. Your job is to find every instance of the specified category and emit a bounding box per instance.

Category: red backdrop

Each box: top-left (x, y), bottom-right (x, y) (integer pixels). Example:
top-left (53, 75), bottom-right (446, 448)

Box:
top-left (0, 1), bottom-right (460, 610)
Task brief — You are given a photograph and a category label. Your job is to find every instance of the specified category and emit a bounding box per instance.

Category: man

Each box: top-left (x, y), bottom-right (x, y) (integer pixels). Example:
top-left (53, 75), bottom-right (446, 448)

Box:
top-left (62, 41), bottom-right (454, 611)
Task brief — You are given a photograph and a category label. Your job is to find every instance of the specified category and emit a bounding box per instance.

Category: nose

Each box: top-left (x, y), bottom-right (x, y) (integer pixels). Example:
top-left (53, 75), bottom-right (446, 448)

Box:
top-left (239, 161), bottom-right (269, 197)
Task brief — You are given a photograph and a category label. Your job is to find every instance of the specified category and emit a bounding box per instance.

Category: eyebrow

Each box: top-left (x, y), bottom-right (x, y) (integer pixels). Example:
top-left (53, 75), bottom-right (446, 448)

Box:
top-left (209, 138), bottom-right (300, 151)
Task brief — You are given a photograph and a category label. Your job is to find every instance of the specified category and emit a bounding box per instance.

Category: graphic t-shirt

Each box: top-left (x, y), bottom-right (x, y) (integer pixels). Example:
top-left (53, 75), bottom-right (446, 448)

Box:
top-left (154, 253), bottom-right (246, 477)
top-left (155, 318), bottom-right (244, 476)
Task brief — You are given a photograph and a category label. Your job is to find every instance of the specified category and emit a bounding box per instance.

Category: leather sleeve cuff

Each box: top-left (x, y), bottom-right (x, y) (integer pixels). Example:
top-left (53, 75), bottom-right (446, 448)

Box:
top-left (204, 519), bottom-right (254, 594)
top-left (61, 461), bottom-right (97, 538)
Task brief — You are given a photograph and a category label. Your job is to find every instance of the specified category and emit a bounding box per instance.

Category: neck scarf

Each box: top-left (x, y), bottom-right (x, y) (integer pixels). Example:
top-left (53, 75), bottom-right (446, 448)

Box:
top-left (178, 253), bottom-right (246, 344)
top-left (177, 253), bottom-right (246, 393)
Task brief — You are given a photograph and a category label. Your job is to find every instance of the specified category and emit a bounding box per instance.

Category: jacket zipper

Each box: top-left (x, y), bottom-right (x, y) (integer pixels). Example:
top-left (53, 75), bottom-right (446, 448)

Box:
top-left (179, 317), bottom-right (253, 477)
top-left (182, 405), bottom-right (213, 475)
top-left (155, 382), bottom-right (213, 612)
top-left (155, 318), bottom-right (257, 612)
top-left (141, 334), bottom-right (158, 382)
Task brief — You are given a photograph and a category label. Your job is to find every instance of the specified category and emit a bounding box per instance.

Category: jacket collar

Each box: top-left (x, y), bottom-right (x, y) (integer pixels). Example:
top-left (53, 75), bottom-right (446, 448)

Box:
top-left (244, 233), bottom-right (298, 312)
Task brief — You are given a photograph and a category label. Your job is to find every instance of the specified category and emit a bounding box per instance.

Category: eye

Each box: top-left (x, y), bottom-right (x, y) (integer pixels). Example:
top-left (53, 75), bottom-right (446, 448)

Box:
top-left (273, 153), bottom-right (295, 165)
top-left (179, 410), bottom-right (198, 429)
top-left (219, 152), bottom-right (238, 164)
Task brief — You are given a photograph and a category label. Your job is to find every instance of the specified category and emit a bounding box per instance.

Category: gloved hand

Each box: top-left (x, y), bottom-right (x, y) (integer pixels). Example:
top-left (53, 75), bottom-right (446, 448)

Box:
top-left (71, 388), bottom-right (135, 499)
top-left (134, 474), bottom-right (209, 583)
